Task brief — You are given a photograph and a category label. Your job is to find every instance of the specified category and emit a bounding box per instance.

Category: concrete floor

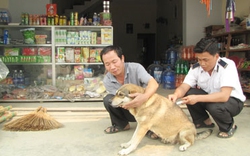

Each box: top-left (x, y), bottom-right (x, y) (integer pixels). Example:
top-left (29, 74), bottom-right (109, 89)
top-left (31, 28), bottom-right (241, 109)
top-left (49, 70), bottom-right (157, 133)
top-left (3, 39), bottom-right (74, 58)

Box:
top-left (0, 87), bottom-right (250, 156)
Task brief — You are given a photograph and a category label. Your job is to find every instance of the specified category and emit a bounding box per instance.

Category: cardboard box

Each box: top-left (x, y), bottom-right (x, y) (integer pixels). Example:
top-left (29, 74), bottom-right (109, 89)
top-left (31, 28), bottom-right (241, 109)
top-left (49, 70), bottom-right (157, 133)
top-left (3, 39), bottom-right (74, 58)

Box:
top-left (4, 48), bottom-right (20, 56)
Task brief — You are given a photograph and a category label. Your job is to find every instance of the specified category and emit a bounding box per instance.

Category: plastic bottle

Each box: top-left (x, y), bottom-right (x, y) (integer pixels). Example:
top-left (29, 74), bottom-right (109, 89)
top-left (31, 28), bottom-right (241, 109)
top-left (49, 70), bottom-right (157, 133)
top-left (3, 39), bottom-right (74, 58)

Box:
top-left (162, 65), bottom-right (175, 89)
top-left (97, 14), bottom-right (100, 25)
top-left (175, 59), bottom-right (180, 88)
top-left (183, 60), bottom-right (189, 75)
top-left (12, 70), bottom-right (18, 87)
top-left (93, 12), bottom-right (98, 26)
top-left (18, 70), bottom-right (25, 88)
top-left (3, 29), bottom-right (9, 45)
top-left (178, 60), bottom-right (185, 84)
top-left (79, 15), bottom-right (84, 25)
top-left (165, 47), bottom-right (178, 70)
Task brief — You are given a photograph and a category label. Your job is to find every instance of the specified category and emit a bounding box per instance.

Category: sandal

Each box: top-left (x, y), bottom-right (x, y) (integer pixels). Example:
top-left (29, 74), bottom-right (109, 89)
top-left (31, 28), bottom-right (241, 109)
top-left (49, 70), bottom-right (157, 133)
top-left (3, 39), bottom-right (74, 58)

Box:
top-left (195, 122), bottom-right (215, 129)
top-left (146, 130), bottom-right (159, 140)
top-left (217, 125), bottom-right (237, 138)
top-left (104, 124), bottom-right (130, 134)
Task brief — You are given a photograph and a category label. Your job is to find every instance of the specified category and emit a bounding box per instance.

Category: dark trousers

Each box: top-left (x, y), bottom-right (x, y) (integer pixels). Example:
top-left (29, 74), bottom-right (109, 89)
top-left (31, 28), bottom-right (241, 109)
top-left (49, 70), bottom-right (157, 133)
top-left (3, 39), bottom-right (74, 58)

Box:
top-left (103, 94), bottom-right (136, 129)
top-left (186, 88), bottom-right (244, 132)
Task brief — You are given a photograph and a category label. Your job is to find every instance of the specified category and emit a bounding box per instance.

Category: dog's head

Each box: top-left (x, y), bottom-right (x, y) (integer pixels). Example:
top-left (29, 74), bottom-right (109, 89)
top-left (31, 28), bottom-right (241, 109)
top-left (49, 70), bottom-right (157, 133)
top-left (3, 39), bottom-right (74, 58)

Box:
top-left (111, 84), bottom-right (145, 108)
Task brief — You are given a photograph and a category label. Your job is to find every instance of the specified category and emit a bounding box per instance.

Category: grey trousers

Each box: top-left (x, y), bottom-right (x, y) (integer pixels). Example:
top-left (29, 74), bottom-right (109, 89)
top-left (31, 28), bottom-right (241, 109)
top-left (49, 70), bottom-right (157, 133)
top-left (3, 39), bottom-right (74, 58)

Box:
top-left (185, 88), bottom-right (244, 132)
top-left (103, 94), bottom-right (136, 129)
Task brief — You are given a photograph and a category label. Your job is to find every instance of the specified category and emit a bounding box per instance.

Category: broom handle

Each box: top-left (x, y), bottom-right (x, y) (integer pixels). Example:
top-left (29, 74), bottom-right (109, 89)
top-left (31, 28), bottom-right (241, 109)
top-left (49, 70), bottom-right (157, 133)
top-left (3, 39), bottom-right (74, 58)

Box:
top-left (0, 112), bottom-right (17, 123)
top-left (0, 105), bottom-right (12, 113)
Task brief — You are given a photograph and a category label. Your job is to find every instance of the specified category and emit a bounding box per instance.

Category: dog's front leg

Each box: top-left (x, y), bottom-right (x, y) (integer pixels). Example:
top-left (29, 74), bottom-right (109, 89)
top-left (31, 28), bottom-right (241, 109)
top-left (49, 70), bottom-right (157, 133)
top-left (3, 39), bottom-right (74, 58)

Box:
top-left (119, 124), bottom-right (148, 155)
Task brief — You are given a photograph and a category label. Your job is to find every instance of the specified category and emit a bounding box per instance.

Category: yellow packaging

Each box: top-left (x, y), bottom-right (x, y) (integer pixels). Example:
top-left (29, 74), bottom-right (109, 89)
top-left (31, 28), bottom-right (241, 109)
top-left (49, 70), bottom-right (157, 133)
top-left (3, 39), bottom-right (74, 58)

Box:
top-left (89, 49), bottom-right (96, 63)
top-left (101, 28), bottom-right (112, 44)
top-left (81, 47), bottom-right (89, 63)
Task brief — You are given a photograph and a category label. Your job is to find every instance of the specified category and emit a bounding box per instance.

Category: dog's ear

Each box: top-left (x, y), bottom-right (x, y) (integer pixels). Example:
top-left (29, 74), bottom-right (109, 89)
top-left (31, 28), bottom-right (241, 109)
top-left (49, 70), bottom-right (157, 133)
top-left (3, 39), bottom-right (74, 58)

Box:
top-left (129, 89), bottom-right (137, 94)
top-left (116, 90), bottom-right (127, 97)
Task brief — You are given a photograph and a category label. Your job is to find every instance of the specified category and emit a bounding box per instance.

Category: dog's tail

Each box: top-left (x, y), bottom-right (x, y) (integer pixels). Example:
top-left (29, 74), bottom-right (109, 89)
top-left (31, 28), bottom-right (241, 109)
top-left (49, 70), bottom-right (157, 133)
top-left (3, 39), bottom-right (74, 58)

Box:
top-left (195, 129), bottom-right (213, 140)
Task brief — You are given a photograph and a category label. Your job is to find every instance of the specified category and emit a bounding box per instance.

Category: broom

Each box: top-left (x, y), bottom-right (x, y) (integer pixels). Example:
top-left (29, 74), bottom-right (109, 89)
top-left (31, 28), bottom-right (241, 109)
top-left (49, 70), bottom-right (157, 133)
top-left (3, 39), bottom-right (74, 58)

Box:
top-left (0, 111), bottom-right (17, 123)
top-left (3, 106), bottom-right (63, 131)
top-left (0, 105), bottom-right (12, 116)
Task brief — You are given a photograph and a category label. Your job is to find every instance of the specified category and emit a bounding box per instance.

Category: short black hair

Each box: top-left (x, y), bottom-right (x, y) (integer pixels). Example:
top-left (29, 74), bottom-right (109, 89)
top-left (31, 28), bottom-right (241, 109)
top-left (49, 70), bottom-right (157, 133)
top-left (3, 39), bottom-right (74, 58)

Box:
top-left (100, 45), bottom-right (123, 62)
top-left (194, 37), bottom-right (219, 56)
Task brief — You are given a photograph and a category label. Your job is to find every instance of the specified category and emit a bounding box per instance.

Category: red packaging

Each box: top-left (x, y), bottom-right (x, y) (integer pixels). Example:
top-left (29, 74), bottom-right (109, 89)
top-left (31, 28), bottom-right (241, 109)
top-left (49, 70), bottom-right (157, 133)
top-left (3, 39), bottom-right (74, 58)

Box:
top-left (46, 4), bottom-right (57, 16)
top-left (22, 48), bottom-right (38, 56)
top-left (38, 48), bottom-right (52, 56)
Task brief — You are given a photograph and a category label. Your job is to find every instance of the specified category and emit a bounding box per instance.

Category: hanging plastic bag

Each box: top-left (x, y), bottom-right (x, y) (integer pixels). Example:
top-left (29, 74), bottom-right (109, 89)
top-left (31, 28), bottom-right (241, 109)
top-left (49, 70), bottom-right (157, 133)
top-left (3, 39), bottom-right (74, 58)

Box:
top-left (0, 58), bottom-right (9, 81)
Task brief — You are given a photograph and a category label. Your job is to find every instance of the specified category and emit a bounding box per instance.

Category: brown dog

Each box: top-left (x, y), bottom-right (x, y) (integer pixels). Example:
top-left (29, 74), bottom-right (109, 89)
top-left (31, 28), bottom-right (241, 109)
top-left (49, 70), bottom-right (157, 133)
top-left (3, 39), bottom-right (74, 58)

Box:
top-left (111, 84), bottom-right (212, 155)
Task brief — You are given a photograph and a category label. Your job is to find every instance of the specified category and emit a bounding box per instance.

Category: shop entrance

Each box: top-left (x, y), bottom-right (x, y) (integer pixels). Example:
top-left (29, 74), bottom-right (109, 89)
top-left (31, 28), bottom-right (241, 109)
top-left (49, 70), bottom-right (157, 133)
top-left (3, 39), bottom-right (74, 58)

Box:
top-left (137, 33), bottom-right (156, 69)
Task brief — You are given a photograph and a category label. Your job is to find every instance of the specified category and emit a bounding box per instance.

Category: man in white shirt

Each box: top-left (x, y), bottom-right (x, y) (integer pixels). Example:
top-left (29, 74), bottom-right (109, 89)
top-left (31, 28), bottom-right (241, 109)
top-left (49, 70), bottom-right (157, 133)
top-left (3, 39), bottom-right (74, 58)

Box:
top-left (168, 37), bottom-right (245, 138)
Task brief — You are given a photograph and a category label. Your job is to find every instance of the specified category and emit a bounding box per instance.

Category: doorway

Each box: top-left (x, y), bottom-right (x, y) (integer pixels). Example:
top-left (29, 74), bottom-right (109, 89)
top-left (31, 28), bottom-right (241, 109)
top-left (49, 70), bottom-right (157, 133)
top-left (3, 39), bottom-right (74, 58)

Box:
top-left (137, 33), bottom-right (156, 69)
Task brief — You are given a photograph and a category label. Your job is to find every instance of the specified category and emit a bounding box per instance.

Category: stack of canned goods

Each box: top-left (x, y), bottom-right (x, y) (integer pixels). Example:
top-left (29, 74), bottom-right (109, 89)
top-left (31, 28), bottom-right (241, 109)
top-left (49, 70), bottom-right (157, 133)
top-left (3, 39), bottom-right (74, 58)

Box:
top-left (69, 12), bottom-right (78, 26)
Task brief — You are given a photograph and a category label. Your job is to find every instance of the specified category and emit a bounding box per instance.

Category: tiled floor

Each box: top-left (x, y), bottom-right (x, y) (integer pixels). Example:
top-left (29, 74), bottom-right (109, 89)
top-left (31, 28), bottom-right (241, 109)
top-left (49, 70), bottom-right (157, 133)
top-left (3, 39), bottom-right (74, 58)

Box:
top-left (0, 85), bottom-right (249, 156)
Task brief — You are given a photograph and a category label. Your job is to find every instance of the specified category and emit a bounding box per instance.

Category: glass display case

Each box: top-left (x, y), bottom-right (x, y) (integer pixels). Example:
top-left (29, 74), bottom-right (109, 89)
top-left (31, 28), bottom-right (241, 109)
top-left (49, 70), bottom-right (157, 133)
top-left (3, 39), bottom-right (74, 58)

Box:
top-left (0, 25), bottom-right (113, 102)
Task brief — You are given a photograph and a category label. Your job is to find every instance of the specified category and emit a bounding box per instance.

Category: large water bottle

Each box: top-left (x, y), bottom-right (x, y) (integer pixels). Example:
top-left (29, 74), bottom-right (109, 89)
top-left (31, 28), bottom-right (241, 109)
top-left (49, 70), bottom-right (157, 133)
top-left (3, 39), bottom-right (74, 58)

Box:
top-left (162, 65), bottom-right (175, 89)
top-left (18, 70), bottom-right (25, 88)
top-left (12, 70), bottom-right (18, 87)
top-left (165, 47), bottom-right (178, 70)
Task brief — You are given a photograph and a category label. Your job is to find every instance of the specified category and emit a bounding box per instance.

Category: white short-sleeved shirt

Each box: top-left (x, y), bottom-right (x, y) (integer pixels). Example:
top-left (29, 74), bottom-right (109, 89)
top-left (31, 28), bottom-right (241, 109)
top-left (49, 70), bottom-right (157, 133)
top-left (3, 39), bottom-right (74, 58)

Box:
top-left (103, 62), bottom-right (153, 95)
top-left (184, 57), bottom-right (246, 102)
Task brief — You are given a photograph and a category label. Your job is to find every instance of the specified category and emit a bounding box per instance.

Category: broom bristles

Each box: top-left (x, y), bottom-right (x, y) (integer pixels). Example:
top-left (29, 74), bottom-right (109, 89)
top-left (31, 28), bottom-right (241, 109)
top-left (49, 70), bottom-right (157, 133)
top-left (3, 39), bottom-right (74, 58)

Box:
top-left (3, 106), bottom-right (63, 131)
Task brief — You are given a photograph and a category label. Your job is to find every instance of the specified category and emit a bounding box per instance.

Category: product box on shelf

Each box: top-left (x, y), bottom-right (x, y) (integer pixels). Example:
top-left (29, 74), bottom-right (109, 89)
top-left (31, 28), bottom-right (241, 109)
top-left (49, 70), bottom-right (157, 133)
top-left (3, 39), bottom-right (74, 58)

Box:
top-left (89, 48), bottom-right (102, 63)
top-left (79, 31), bottom-right (91, 44)
top-left (66, 31), bottom-right (79, 45)
top-left (37, 56), bottom-right (51, 63)
top-left (19, 56), bottom-right (37, 63)
top-left (101, 28), bottom-right (112, 44)
top-left (57, 47), bottom-right (65, 63)
top-left (81, 47), bottom-right (89, 63)
top-left (74, 65), bottom-right (84, 80)
top-left (0, 56), bottom-right (19, 63)
top-left (38, 47), bottom-right (52, 56)
top-left (46, 3), bottom-right (57, 16)
top-left (4, 48), bottom-right (20, 56)
top-left (55, 29), bottom-right (67, 44)
top-left (22, 47), bottom-right (38, 56)
top-left (91, 32), bottom-right (97, 44)
top-left (35, 35), bottom-right (47, 44)
top-left (74, 48), bottom-right (81, 63)
top-left (65, 48), bottom-right (74, 63)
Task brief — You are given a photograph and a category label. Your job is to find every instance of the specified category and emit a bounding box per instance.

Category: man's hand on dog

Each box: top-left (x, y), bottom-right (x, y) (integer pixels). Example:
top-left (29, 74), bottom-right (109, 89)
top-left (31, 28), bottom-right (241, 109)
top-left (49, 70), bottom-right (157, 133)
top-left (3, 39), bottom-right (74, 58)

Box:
top-left (121, 93), bottom-right (147, 109)
top-left (168, 94), bottom-right (198, 105)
